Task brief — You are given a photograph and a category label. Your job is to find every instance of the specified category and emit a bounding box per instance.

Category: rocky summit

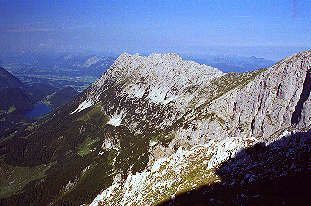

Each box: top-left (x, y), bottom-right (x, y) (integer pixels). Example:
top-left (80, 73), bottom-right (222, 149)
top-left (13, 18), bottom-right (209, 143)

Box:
top-left (0, 51), bottom-right (310, 206)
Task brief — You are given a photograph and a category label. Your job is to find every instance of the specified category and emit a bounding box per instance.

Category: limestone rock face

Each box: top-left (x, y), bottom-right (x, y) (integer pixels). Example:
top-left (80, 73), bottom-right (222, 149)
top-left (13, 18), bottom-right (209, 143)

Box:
top-left (234, 51), bottom-right (311, 141)
top-left (75, 53), bottom-right (224, 133)
top-left (87, 50), bottom-right (311, 206)
top-left (95, 53), bottom-right (223, 101)
top-left (171, 50), bottom-right (311, 148)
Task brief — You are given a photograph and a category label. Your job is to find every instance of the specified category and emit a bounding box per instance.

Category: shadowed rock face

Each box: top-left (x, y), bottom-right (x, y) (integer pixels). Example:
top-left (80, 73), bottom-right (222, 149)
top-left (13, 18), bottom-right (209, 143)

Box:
top-left (1, 51), bottom-right (311, 206)
top-left (0, 67), bottom-right (23, 91)
top-left (159, 131), bottom-right (311, 206)
top-left (0, 88), bottom-right (33, 111)
top-left (180, 50), bottom-right (311, 144)
top-left (291, 69), bottom-right (311, 125)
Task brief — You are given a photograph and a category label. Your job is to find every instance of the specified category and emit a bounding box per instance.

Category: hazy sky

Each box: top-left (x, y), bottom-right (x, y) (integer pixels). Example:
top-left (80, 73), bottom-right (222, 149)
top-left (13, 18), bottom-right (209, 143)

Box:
top-left (1, 0), bottom-right (311, 59)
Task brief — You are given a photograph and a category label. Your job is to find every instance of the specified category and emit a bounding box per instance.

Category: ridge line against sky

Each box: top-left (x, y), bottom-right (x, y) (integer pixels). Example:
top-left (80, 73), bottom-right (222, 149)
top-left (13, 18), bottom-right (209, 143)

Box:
top-left (0, 0), bottom-right (311, 59)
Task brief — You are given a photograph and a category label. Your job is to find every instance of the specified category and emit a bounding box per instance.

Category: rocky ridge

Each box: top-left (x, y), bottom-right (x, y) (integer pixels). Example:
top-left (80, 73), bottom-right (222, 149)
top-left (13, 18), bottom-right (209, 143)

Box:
top-left (0, 51), bottom-right (310, 206)
top-left (75, 52), bottom-right (224, 132)
top-left (87, 51), bottom-right (311, 205)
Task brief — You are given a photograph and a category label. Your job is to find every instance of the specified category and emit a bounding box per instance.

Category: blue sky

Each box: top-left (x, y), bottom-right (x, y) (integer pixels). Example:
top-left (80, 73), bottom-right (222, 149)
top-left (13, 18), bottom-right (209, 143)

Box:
top-left (1, 0), bottom-right (311, 59)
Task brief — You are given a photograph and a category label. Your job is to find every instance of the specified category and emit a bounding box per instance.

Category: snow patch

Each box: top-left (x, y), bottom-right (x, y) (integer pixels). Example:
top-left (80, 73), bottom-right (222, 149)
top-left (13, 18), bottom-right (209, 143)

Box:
top-left (107, 111), bottom-right (126, 126)
top-left (70, 100), bottom-right (93, 114)
top-left (163, 95), bottom-right (179, 104)
top-left (102, 138), bottom-right (114, 150)
top-left (126, 84), bottom-right (146, 98)
top-left (148, 86), bottom-right (169, 103)
top-left (149, 140), bottom-right (158, 147)
top-left (98, 151), bottom-right (104, 155)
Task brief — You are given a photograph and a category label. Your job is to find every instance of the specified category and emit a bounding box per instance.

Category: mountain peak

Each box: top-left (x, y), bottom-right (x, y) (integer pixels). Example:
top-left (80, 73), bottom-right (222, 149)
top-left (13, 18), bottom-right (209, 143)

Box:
top-left (83, 52), bottom-right (224, 110)
top-left (274, 49), bottom-right (311, 67)
top-left (107, 52), bottom-right (223, 80)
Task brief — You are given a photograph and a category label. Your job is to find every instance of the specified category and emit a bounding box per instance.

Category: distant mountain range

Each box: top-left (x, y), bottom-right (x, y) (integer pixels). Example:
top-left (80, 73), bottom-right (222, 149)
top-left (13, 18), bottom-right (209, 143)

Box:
top-left (185, 54), bottom-right (275, 73)
top-left (0, 53), bottom-right (116, 91)
top-left (0, 52), bottom-right (116, 75)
